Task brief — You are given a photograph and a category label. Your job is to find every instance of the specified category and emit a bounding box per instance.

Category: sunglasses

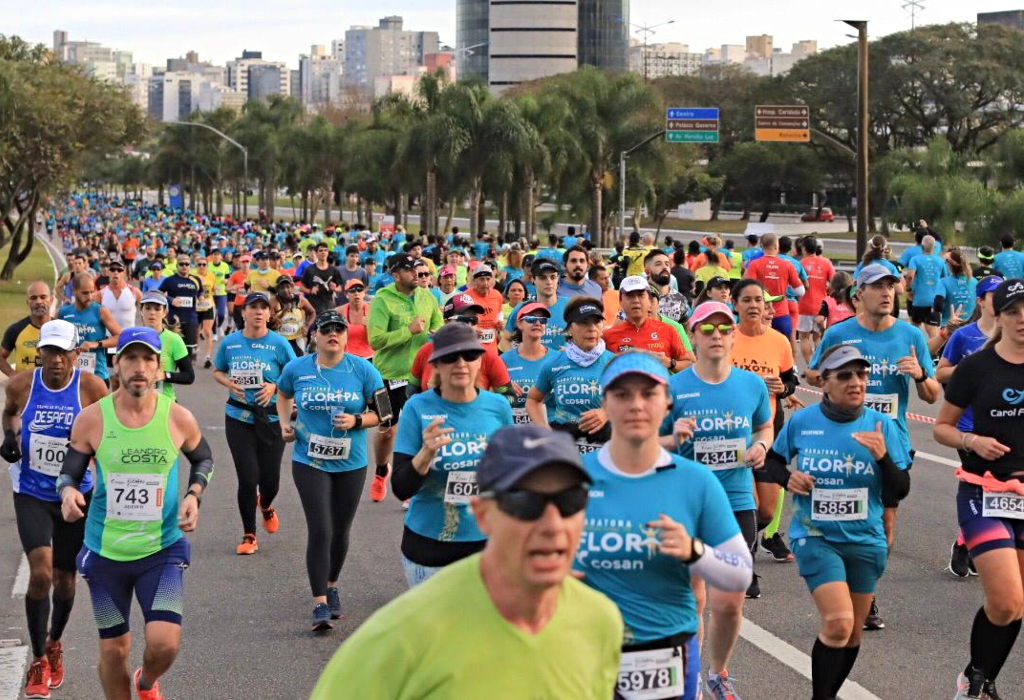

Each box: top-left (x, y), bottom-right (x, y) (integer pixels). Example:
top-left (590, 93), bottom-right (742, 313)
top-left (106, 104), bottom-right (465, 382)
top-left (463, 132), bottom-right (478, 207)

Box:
top-left (521, 315), bottom-right (549, 325)
top-left (178, 261), bottom-right (191, 266)
top-left (347, 286), bottom-right (365, 293)
top-left (828, 368), bottom-right (869, 382)
top-left (449, 315), bottom-right (478, 326)
top-left (483, 486), bottom-right (589, 521)
top-left (436, 350), bottom-right (484, 364)
top-left (417, 272), bottom-right (431, 278)
top-left (696, 323), bottom-right (735, 336)
top-left (317, 323), bottom-right (347, 335)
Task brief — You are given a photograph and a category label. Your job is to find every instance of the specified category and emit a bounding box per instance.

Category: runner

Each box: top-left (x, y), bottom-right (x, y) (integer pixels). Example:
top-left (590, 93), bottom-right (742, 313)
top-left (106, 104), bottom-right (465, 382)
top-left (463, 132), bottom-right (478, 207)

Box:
top-left (761, 345), bottom-right (910, 700)
top-left (646, 249), bottom-right (691, 324)
top-left (992, 234), bottom-right (1024, 279)
top-left (57, 326), bottom-right (213, 700)
top-left (464, 264), bottom-right (504, 347)
top-left (311, 424), bottom-right (621, 699)
top-left (98, 260), bottom-right (140, 375)
top-left (796, 237), bottom-right (835, 366)
top-left (139, 292), bottom-right (194, 403)
top-left (207, 249), bottom-right (231, 339)
top-left (213, 292), bottom-right (297, 555)
top-left (335, 280), bottom-right (373, 359)
top-left (192, 258), bottom-right (217, 369)
top-left (58, 274), bottom-right (122, 387)
top-left (504, 259), bottom-right (571, 351)
top-left (1, 282), bottom-right (53, 377)
top-left (557, 246), bottom-right (603, 299)
top-left (603, 276), bottom-right (692, 372)
top-left (2, 320), bottom-right (108, 699)
top-left (904, 235), bottom-right (947, 339)
top-left (934, 248), bottom-right (978, 329)
top-left (270, 276), bottom-right (315, 356)
top-left (391, 323), bottom-right (514, 586)
top-left (158, 257), bottom-right (202, 359)
top-left (575, 351), bottom-right (752, 700)
top-left (246, 250), bottom-right (281, 295)
top-left (744, 234), bottom-right (805, 339)
top-left (501, 303), bottom-right (554, 425)
top-left (227, 255), bottom-right (250, 332)
top-left (276, 310), bottom-right (385, 631)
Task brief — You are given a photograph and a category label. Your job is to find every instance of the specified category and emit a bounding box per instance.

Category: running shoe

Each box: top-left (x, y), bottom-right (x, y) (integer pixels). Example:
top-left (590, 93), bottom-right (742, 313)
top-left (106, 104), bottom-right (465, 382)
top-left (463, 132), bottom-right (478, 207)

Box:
top-left (236, 533), bottom-right (258, 555)
top-left (968, 556), bottom-right (978, 576)
top-left (133, 667), bottom-right (164, 700)
top-left (258, 494), bottom-right (279, 534)
top-left (759, 533), bottom-right (795, 562)
top-left (745, 573), bottom-right (761, 600)
top-left (402, 499), bottom-right (410, 510)
top-left (954, 669), bottom-right (985, 699)
top-left (984, 680), bottom-right (1004, 700)
top-left (706, 671), bottom-right (742, 700)
top-left (863, 597), bottom-right (884, 630)
top-left (45, 641), bottom-right (64, 689)
top-left (203, 358), bottom-right (212, 369)
top-left (371, 463), bottom-right (391, 503)
top-left (311, 603), bottom-right (333, 632)
top-left (326, 587), bottom-right (342, 619)
top-left (24, 659), bottom-right (50, 699)
top-left (949, 541), bottom-right (972, 578)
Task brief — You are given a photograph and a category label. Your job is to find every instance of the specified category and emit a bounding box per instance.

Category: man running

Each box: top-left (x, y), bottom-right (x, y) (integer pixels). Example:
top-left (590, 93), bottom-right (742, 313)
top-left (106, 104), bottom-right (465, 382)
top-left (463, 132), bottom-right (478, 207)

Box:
top-left (159, 257), bottom-right (202, 359)
top-left (646, 248), bottom-right (691, 324)
top-left (1, 282), bottom-right (53, 377)
top-left (603, 275), bottom-right (692, 371)
top-left (796, 237), bottom-right (835, 366)
top-left (58, 326), bottom-right (214, 700)
top-left (505, 258), bottom-right (571, 350)
top-left (2, 320), bottom-right (108, 699)
top-left (904, 235), bottom-right (946, 339)
top-left (58, 274), bottom-right (122, 387)
top-left (557, 246), bottom-right (603, 299)
top-left (744, 234), bottom-right (805, 339)
top-left (299, 242), bottom-right (343, 318)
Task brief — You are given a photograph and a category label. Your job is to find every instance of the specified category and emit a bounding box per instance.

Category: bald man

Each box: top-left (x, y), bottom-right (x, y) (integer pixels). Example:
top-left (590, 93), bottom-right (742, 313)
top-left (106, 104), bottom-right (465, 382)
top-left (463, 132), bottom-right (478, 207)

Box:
top-left (1, 281), bottom-right (53, 376)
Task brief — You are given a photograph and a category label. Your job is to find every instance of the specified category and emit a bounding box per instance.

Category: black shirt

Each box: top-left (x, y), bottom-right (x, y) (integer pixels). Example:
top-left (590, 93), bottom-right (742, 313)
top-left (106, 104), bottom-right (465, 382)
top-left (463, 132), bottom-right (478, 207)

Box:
top-left (300, 263), bottom-right (343, 313)
top-left (945, 346), bottom-right (1024, 479)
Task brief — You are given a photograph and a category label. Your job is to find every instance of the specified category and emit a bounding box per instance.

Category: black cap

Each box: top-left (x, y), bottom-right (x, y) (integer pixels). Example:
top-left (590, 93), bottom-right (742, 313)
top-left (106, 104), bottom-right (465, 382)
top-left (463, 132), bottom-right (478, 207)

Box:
top-left (428, 322), bottom-right (484, 362)
top-left (993, 278), bottom-right (1024, 314)
top-left (531, 258), bottom-right (559, 276)
top-left (244, 292), bottom-right (271, 307)
top-left (389, 253), bottom-right (416, 272)
top-left (252, 250), bottom-right (267, 260)
top-left (477, 425), bottom-right (590, 493)
top-left (565, 300), bottom-right (604, 324)
top-left (314, 309), bottom-right (348, 330)
top-left (706, 276), bottom-right (731, 289)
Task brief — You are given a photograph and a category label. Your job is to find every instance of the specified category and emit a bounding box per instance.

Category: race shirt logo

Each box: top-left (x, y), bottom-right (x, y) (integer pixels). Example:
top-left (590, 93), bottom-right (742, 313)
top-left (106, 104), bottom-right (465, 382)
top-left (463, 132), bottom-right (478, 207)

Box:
top-left (577, 517), bottom-right (659, 571)
top-left (119, 447), bottom-right (171, 465)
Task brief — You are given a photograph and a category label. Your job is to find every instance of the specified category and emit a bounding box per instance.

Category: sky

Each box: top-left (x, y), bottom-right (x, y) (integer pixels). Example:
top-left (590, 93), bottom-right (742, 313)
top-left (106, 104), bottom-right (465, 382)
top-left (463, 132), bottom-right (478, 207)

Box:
top-left (6, 0), bottom-right (1023, 68)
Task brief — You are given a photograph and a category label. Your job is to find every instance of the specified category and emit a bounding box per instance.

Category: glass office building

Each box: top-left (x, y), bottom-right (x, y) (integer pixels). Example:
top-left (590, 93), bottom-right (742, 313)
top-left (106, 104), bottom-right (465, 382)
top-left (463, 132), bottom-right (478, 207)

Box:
top-left (578, 0), bottom-right (629, 71)
top-left (456, 0), bottom-right (489, 83)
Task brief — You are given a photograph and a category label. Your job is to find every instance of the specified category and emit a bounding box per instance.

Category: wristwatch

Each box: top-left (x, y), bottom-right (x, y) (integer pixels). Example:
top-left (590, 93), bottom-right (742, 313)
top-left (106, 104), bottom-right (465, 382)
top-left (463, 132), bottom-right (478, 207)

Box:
top-left (669, 358), bottom-right (678, 371)
top-left (353, 413), bottom-right (363, 429)
top-left (184, 488), bottom-right (202, 508)
top-left (682, 538), bottom-right (705, 565)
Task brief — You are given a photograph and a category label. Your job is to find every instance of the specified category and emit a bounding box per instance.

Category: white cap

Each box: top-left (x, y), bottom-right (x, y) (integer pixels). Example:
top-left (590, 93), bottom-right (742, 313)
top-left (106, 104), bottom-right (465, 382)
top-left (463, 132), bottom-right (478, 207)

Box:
top-left (37, 320), bottom-right (79, 351)
top-left (619, 275), bottom-right (650, 294)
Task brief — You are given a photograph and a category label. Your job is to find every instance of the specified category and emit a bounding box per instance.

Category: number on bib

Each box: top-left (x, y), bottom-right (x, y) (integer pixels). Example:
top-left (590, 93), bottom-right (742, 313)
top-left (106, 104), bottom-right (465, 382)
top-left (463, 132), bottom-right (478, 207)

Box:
top-left (231, 367), bottom-right (264, 388)
top-left (478, 328), bottom-right (496, 344)
top-left (863, 393), bottom-right (898, 418)
top-left (28, 434), bottom-right (69, 477)
top-left (444, 471), bottom-right (478, 505)
top-left (307, 434), bottom-right (352, 461)
top-left (512, 407), bottom-right (531, 425)
top-left (616, 647), bottom-right (685, 700)
top-left (811, 488), bottom-right (868, 521)
top-left (982, 491), bottom-right (1024, 520)
top-left (694, 437), bottom-right (746, 470)
top-left (106, 473), bottom-right (164, 521)
top-left (76, 352), bottom-right (97, 374)
top-left (172, 296), bottom-right (193, 309)
top-left (576, 439), bottom-right (602, 455)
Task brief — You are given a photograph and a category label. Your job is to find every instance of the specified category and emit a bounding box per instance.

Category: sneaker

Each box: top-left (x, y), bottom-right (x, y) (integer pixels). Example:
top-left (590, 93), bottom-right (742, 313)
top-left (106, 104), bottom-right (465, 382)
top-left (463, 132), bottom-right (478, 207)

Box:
top-left (706, 671), bottom-right (742, 700)
top-left (236, 533), bottom-right (258, 555)
top-left (402, 499), bottom-right (410, 511)
top-left (984, 680), bottom-right (1003, 700)
top-left (25, 659), bottom-right (50, 699)
top-left (371, 463), bottom-right (391, 503)
top-left (326, 587), bottom-right (342, 619)
top-left (759, 533), bottom-right (795, 562)
top-left (954, 669), bottom-right (985, 699)
top-left (258, 494), bottom-right (279, 534)
top-left (311, 603), bottom-right (333, 632)
top-left (863, 596), bottom-right (885, 630)
top-left (745, 573), bottom-right (761, 600)
top-left (45, 641), bottom-right (64, 689)
top-left (133, 667), bottom-right (164, 700)
top-left (949, 541), bottom-right (971, 578)
top-left (203, 358), bottom-right (212, 369)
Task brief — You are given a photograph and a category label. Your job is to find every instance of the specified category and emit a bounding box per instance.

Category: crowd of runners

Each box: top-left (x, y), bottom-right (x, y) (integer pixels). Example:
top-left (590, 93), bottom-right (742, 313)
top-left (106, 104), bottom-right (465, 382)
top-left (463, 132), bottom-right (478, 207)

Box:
top-left (2, 194), bottom-right (1023, 700)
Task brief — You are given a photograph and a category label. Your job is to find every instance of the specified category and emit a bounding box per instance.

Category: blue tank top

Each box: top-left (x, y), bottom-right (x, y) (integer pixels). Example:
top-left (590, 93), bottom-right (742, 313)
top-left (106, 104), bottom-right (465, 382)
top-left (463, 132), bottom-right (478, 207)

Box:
top-left (14, 369), bottom-right (92, 502)
top-left (58, 302), bottom-right (108, 380)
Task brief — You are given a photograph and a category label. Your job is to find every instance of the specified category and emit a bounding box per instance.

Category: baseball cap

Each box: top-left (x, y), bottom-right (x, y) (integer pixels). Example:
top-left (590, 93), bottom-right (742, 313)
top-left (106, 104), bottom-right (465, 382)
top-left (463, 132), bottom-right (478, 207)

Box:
top-left (476, 425), bottom-right (589, 493)
top-left (763, 290), bottom-right (784, 304)
top-left (688, 301), bottom-right (735, 329)
top-left (619, 275), bottom-right (650, 294)
top-left (443, 293), bottom-right (485, 318)
top-left (439, 264), bottom-right (456, 277)
top-left (516, 302), bottom-right (551, 321)
top-left (472, 264), bottom-right (494, 278)
top-left (244, 292), bottom-right (271, 307)
top-left (564, 299), bottom-right (604, 324)
top-left (314, 309), bottom-right (348, 330)
top-left (389, 254), bottom-right (416, 272)
top-left (978, 246), bottom-right (996, 262)
top-left (37, 320), bottom-right (79, 352)
top-left (817, 345), bottom-right (871, 375)
top-left (600, 351), bottom-right (670, 393)
top-left (140, 290), bottom-right (168, 307)
top-left (857, 263), bottom-right (900, 288)
top-left (115, 326), bottom-right (162, 357)
top-left (238, 254), bottom-right (252, 263)
top-left (706, 276), bottom-right (731, 289)
top-left (977, 275), bottom-right (1003, 297)
top-left (150, 261), bottom-right (164, 270)
top-left (993, 278), bottom-right (1024, 313)
top-left (107, 259), bottom-right (125, 271)
top-left (428, 322), bottom-right (484, 362)
top-left (531, 258), bottom-right (559, 276)
top-left (344, 279), bottom-right (366, 291)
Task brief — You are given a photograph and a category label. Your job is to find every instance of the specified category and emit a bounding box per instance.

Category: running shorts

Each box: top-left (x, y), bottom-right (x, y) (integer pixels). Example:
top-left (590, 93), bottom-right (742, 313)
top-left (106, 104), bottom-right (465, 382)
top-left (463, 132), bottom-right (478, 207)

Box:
top-left (797, 314), bottom-right (817, 333)
top-left (957, 482), bottom-right (1024, 559)
top-left (770, 314), bottom-right (792, 337)
top-left (13, 492), bottom-right (90, 572)
top-left (180, 322), bottom-right (199, 349)
top-left (908, 305), bottom-right (939, 327)
top-left (791, 536), bottom-right (887, 594)
top-left (384, 379), bottom-right (411, 421)
top-left (197, 309), bottom-right (214, 322)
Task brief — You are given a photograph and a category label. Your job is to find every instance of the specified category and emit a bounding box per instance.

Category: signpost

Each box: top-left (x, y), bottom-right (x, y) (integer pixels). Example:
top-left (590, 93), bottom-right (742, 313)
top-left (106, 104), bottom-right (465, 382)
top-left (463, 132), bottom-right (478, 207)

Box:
top-left (666, 108), bottom-right (719, 143)
top-left (755, 105), bottom-right (810, 142)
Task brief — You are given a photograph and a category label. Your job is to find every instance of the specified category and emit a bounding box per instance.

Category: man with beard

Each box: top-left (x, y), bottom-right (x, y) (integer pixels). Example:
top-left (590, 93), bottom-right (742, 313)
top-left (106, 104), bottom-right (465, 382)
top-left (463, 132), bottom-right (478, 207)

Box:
top-left (2, 281), bottom-right (54, 376)
top-left (557, 246), bottom-right (603, 299)
top-left (646, 249), bottom-right (691, 324)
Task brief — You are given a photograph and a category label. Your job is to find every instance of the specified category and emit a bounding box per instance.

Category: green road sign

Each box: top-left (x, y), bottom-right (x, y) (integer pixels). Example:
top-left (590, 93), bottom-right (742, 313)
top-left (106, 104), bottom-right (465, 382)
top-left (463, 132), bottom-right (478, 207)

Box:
top-left (666, 131), bottom-right (719, 143)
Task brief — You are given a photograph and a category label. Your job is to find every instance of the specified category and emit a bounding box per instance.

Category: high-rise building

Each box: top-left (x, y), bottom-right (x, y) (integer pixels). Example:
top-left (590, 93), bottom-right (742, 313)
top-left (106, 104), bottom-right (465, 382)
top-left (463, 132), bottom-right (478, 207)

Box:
top-left (148, 72), bottom-right (205, 122)
top-left (629, 40), bottom-right (703, 78)
top-left (343, 16), bottom-right (439, 93)
top-left (576, 0), bottom-right (629, 71)
top-left (299, 44), bottom-right (345, 109)
top-left (978, 10), bottom-right (1024, 30)
top-left (488, 0), bottom-right (577, 92)
top-left (227, 53), bottom-right (290, 97)
top-left (745, 34), bottom-right (773, 59)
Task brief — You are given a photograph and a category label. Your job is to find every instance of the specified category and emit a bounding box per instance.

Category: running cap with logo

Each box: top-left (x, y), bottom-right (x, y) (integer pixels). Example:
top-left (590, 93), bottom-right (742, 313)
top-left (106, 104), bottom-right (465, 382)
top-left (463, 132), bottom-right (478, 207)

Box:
top-left (978, 246), bottom-right (996, 262)
top-left (244, 292), bottom-right (271, 307)
top-left (388, 254), bottom-right (416, 272)
top-left (150, 261), bottom-right (164, 270)
top-left (439, 264), bottom-right (456, 277)
top-left (428, 322), bottom-right (484, 362)
top-left (600, 350), bottom-right (670, 393)
top-left (565, 300), bottom-right (604, 324)
top-left (531, 258), bottom-right (559, 276)
top-left (140, 290), bottom-right (169, 307)
top-left (977, 275), bottom-right (1003, 297)
top-left (619, 275), bottom-right (650, 294)
top-left (817, 344), bottom-right (871, 375)
top-left (993, 278), bottom-right (1024, 313)
top-left (688, 301), bottom-right (735, 329)
top-left (477, 425), bottom-right (589, 493)
top-left (706, 276), bottom-right (731, 289)
top-left (314, 309), bottom-right (348, 330)
top-left (115, 326), bottom-right (162, 356)
top-left (857, 263), bottom-right (900, 288)
top-left (37, 320), bottom-right (79, 351)
top-left (443, 293), bottom-right (485, 318)
top-left (516, 302), bottom-right (551, 321)
top-left (472, 264), bottom-right (494, 278)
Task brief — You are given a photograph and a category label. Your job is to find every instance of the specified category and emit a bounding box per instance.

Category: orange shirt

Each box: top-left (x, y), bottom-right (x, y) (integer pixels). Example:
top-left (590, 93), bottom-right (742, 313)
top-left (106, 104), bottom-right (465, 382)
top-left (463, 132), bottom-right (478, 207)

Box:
top-left (410, 341), bottom-right (510, 389)
top-left (689, 250), bottom-right (731, 273)
top-left (229, 270), bottom-right (248, 306)
top-left (465, 287), bottom-right (504, 346)
top-left (603, 318), bottom-right (686, 360)
top-left (729, 327), bottom-right (794, 422)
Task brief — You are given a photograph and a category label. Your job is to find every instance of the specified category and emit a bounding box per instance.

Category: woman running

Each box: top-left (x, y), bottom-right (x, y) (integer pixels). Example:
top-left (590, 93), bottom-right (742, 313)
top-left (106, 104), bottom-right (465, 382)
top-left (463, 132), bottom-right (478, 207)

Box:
top-left (194, 257), bottom-right (217, 368)
top-left (335, 280), bottom-right (373, 359)
top-left (935, 248), bottom-right (978, 329)
top-left (139, 291), bottom-right (194, 402)
top-left (817, 271), bottom-right (855, 331)
top-left (271, 276), bottom-right (314, 356)
top-left (500, 302), bottom-right (553, 424)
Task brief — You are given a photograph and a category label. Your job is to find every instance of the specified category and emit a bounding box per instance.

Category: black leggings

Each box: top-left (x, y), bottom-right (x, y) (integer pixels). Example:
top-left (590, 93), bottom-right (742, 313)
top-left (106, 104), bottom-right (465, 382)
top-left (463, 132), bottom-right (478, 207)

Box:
top-left (225, 416), bottom-right (285, 534)
top-left (292, 463), bottom-right (366, 597)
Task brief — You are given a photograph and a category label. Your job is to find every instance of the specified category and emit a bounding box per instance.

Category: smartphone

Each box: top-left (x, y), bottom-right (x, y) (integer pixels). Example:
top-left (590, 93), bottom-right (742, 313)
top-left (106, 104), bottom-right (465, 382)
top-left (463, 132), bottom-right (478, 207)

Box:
top-left (373, 387), bottom-right (394, 425)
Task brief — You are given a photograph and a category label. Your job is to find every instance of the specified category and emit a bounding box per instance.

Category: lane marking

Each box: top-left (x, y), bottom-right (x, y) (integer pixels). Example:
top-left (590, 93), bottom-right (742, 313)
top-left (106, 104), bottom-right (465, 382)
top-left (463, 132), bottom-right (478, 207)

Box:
top-left (912, 451), bottom-right (961, 468)
top-left (0, 644), bottom-right (29, 700)
top-left (740, 617), bottom-right (884, 700)
top-left (10, 556), bottom-right (28, 598)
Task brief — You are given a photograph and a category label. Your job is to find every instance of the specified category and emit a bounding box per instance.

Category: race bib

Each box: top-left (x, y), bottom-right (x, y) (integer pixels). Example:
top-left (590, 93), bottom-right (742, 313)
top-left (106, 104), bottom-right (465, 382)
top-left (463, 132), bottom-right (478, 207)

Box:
top-left (196, 297), bottom-right (213, 311)
top-left (576, 439), bottom-right (602, 455)
top-left (616, 648), bottom-right (685, 700)
top-left (982, 491), bottom-right (1024, 520)
top-left (106, 473), bottom-right (164, 521)
top-left (307, 434), bottom-right (352, 461)
top-left (280, 322), bottom-right (300, 337)
top-left (387, 379), bottom-right (408, 390)
top-left (231, 367), bottom-right (264, 388)
top-left (76, 352), bottom-right (97, 374)
top-left (512, 406), bottom-right (531, 424)
top-left (28, 433), bottom-right (68, 477)
top-left (694, 437), bottom-right (746, 470)
top-left (863, 393), bottom-right (898, 418)
top-left (478, 328), bottom-right (496, 344)
top-left (171, 296), bottom-right (193, 309)
top-left (812, 488), bottom-right (868, 521)
top-left (444, 471), bottom-right (478, 505)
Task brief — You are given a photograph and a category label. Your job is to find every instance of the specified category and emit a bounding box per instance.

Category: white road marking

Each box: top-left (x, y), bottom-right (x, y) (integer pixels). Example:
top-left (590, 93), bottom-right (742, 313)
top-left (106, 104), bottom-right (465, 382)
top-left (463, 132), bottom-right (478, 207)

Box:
top-left (914, 451), bottom-right (961, 468)
top-left (0, 644), bottom-right (29, 700)
top-left (740, 617), bottom-right (884, 700)
top-left (10, 555), bottom-right (28, 598)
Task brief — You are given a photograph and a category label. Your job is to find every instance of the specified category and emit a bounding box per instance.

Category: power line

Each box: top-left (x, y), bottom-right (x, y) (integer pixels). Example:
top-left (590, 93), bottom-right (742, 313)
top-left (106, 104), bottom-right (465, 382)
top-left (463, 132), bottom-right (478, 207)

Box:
top-left (902, 0), bottom-right (925, 30)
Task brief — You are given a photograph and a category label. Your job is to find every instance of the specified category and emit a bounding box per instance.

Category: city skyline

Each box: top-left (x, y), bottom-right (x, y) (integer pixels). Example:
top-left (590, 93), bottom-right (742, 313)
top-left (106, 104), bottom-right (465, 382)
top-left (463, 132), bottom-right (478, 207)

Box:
top-left (13, 0), bottom-right (1024, 68)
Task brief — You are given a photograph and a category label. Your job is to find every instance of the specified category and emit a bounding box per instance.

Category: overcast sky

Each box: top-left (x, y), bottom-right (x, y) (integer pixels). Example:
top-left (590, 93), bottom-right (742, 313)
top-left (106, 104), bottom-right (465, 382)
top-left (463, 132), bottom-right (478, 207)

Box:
top-left (8, 0), bottom-right (1022, 67)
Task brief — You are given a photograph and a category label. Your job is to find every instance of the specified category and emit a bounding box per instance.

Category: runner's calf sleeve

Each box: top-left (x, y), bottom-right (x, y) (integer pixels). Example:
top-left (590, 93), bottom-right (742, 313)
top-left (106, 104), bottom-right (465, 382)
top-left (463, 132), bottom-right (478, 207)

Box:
top-left (762, 449), bottom-right (792, 489)
top-left (969, 606), bottom-right (1022, 680)
top-left (49, 594), bottom-right (74, 642)
top-left (811, 638), bottom-right (847, 700)
top-left (765, 494), bottom-right (785, 539)
top-left (25, 596), bottom-right (49, 658)
top-left (184, 436), bottom-right (214, 489)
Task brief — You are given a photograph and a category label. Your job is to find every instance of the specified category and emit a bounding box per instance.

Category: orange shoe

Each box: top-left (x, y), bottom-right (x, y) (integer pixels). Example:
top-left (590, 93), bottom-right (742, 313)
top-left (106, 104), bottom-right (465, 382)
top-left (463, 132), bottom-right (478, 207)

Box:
top-left (371, 463), bottom-right (391, 503)
top-left (45, 641), bottom-right (64, 689)
top-left (133, 667), bottom-right (164, 700)
top-left (236, 533), bottom-right (258, 555)
top-left (257, 494), bottom-right (279, 534)
top-left (25, 658), bottom-right (50, 699)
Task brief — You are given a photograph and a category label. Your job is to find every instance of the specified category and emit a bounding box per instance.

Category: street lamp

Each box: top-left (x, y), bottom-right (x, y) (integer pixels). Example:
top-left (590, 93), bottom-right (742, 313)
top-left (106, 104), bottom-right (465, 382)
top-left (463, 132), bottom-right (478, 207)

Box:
top-left (165, 120), bottom-right (249, 210)
top-left (839, 21), bottom-right (869, 259)
top-left (618, 18), bottom-right (676, 80)
top-left (454, 41), bottom-right (488, 81)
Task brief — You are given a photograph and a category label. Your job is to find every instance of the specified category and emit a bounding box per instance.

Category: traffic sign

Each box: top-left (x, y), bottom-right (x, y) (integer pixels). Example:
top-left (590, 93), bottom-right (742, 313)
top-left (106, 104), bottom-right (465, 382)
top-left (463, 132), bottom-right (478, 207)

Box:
top-left (666, 131), bottom-right (719, 143)
top-left (666, 107), bottom-right (719, 144)
top-left (755, 105), bottom-right (810, 142)
top-left (667, 108), bottom-right (719, 120)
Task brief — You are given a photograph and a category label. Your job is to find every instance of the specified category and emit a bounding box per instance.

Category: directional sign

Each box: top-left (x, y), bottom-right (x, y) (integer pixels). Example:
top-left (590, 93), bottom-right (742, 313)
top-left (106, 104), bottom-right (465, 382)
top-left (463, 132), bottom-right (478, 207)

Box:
top-left (666, 107), bottom-right (719, 144)
top-left (755, 105), bottom-right (810, 142)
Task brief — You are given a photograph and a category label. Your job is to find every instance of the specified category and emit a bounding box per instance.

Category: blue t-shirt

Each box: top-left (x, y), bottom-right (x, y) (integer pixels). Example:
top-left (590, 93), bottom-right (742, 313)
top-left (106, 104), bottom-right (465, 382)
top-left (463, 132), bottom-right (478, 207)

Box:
top-left (908, 254), bottom-right (947, 307)
top-left (370, 273), bottom-right (393, 295)
top-left (574, 447), bottom-right (739, 643)
top-left (57, 303), bottom-right (109, 380)
top-left (277, 353), bottom-right (384, 472)
top-left (505, 297), bottom-right (571, 350)
top-left (853, 259), bottom-right (899, 278)
top-left (394, 389), bottom-right (514, 543)
top-left (993, 250), bottom-right (1024, 279)
top-left (772, 405), bottom-right (909, 547)
top-left (940, 321), bottom-right (990, 432)
top-left (663, 367), bottom-right (771, 512)
top-left (897, 244), bottom-right (921, 270)
top-left (159, 273), bottom-right (202, 326)
top-left (810, 319), bottom-right (933, 456)
top-left (142, 276), bottom-right (165, 292)
top-left (501, 266), bottom-right (525, 285)
top-left (500, 347), bottom-right (556, 424)
top-left (214, 330), bottom-right (296, 424)
top-left (472, 242), bottom-right (490, 260)
top-left (935, 275), bottom-right (977, 326)
top-left (534, 349), bottom-right (614, 426)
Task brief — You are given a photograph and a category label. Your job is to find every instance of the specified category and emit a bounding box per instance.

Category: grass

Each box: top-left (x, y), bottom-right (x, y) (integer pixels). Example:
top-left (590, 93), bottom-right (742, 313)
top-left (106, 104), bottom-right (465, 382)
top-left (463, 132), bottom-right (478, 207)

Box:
top-left (0, 238), bottom-right (58, 331)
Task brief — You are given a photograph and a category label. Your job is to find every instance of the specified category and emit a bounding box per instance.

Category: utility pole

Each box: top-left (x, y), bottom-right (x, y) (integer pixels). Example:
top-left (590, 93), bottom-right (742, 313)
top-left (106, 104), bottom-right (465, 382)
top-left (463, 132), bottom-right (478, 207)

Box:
top-left (166, 120), bottom-right (248, 216)
top-left (619, 19), bottom-right (675, 80)
top-left (842, 21), bottom-right (869, 260)
top-left (902, 0), bottom-right (925, 29)
top-left (619, 130), bottom-right (667, 241)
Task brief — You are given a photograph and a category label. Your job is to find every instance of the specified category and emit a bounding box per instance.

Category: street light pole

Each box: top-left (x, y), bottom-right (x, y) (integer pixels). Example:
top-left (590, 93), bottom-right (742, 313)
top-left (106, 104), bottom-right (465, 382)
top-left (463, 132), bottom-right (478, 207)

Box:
top-left (619, 19), bottom-right (675, 80)
top-left (619, 129), bottom-right (668, 241)
top-left (165, 120), bottom-right (249, 215)
top-left (842, 21), bottom-right (869, 260)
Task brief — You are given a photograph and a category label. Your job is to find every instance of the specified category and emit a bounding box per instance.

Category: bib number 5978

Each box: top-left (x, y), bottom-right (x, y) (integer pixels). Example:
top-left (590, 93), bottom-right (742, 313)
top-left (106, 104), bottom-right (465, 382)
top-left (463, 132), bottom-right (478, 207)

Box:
top-left (616, 648), bottom-right (684, 700)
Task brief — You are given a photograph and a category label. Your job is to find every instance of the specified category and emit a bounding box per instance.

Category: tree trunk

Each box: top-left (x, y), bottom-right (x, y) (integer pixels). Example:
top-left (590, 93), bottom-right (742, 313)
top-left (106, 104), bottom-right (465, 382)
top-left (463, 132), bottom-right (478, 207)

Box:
top-left (470, 178), bottom-right (482, 236)
top-left (528, 178), bottom-right (536, 239)
top-left (365, 200), bottom-right (373, 230)
top-left (499, 192), bottom-right (508, 242)
top-left (1, 193), bottom-right (39, 280)
top-left (591, 173), bottom-right (603, 248)
top-left (759, 191), bottom-right (772, 223)
top-left (425, 167), bottom-right (437, 239)
top-left (395, 191), bottom-right (404, 232)
top-left (324, 179), bottom-right (333, 227)
top-left (158, 183), bottom-right (165, 207)
top-left (443, 200), bottom-right (456, 236)
top-left (711, 186), bottom-right (726, 221)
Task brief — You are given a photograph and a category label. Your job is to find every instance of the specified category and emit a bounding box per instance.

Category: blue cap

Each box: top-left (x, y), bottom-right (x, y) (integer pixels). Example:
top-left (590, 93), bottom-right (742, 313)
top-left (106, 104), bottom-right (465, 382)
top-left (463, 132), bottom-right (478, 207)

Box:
top-left (600, 351), bottom-right (670, 393)
top-left (977, 275), bottom-right (1003, 297)
top-left (477, 425), bottom-right (589, 493)
top-left (115, 326), bottom-right (162, 356)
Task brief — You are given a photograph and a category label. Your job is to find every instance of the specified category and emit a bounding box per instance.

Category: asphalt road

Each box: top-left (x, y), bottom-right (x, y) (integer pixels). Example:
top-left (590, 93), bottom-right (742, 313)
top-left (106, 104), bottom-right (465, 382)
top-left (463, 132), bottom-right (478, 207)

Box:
top-left (0, 355), bottom-right (1020, 699)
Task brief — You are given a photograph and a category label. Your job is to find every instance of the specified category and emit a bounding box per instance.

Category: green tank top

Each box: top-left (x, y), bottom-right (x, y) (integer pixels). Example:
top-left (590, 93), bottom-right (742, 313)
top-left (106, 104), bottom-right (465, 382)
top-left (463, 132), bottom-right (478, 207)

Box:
top-left (728, 250), bottom-right (743, 279)
top-left (85, 394), bottom-right (182, 561)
